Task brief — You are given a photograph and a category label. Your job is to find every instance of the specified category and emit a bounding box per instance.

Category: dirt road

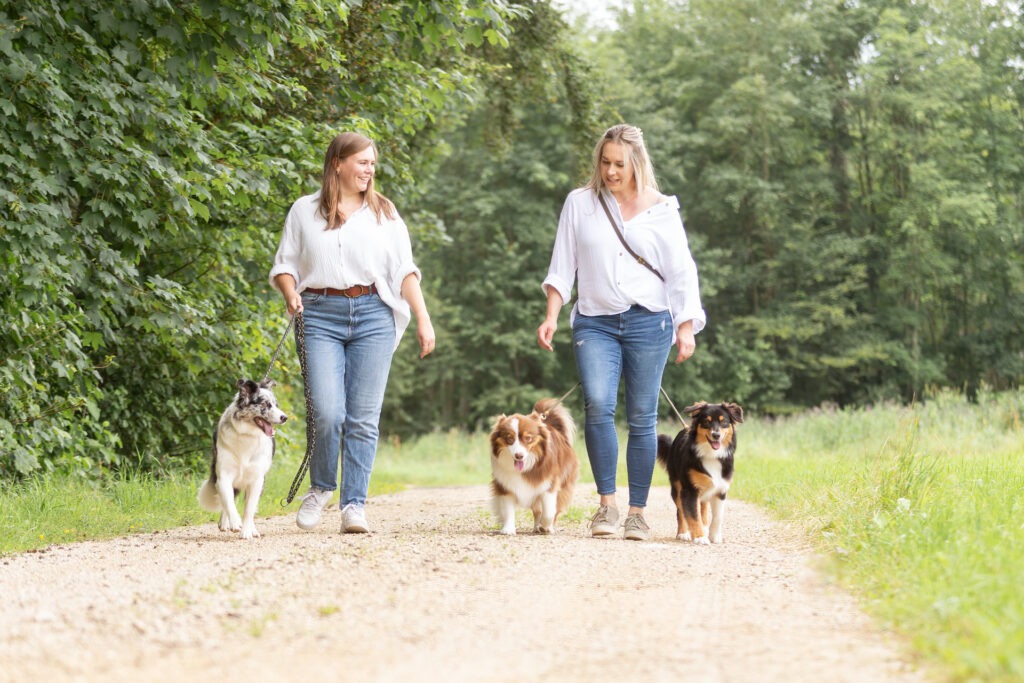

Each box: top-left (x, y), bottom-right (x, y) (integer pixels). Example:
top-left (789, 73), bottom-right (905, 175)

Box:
top-left (0, 485), bottom-right (926, 682)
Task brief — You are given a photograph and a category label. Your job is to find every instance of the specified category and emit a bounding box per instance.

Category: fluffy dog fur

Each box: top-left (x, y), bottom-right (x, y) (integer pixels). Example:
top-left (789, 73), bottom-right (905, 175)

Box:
top-left (197, 379), bottom-right (287, 540)
top-left (656, 401), bottom-right (744, 544)
top-left (490, 398), bottom-right (579, 535)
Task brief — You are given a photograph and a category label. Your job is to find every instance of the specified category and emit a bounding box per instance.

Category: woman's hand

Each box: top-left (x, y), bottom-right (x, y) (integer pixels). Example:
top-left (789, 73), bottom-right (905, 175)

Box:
top-left (274, 274), bottom-right (303, 315)
top-left (674, 320), bottom-right (696, 363)
top-left (417, 317), bottom-right (436, 359)
top-left (537, 286), bottom-right (564, 351)
top-left (537, 319), bottom-right (557, 351)
top-left (285, 291), bottom-right (303, 316)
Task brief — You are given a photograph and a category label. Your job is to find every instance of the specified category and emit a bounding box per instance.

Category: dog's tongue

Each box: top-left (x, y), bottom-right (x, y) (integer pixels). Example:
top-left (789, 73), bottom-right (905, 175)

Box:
top-left (256, 418), bottom-right (275, 437)
top-left (514, 459), bottom-right (524, 472)
top-left (710, 440), bottom-right (721, 450)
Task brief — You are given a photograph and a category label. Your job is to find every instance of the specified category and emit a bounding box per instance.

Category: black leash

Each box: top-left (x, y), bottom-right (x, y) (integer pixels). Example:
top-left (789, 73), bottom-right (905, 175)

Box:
top-left (276, 311), bottom-right (316, 507)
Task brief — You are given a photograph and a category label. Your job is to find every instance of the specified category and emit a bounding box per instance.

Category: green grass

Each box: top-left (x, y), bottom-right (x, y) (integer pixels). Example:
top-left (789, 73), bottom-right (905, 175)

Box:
top-left (735, 388), bottom-right (1024, 683)
top-left (2, 388), bottom-right (1022, 682)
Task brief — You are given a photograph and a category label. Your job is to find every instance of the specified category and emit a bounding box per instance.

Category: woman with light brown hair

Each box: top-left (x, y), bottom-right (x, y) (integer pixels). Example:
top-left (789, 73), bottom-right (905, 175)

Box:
top-left (270, 132), bottom-right (435, 534)
top-left (537, 124), bottom-right (705, 540)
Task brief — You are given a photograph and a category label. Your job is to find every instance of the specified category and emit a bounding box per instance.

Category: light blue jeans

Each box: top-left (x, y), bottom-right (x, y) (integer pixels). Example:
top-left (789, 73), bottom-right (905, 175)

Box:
top-left (572, 305), bottom-right (672, 508)
top-left (300, 291), bottom-right (396, 507)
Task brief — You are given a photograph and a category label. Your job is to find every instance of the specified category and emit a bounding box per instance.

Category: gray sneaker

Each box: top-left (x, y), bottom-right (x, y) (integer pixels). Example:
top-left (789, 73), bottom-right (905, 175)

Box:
top-left (296, 487), bottom-right (332, 530)
top-left (589, 505), bottom-right (619, 537)
top-left (341, 503), bottom-right (369, 534)
top-left (623, 513), bottom-right (650, 541)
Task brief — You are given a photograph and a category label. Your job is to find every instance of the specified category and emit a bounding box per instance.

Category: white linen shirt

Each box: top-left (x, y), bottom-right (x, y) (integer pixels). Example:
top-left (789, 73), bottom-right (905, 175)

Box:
top-left (269, 191), bottom-right (421, 349)
top-left (542, 187), bottom-right (706, 337)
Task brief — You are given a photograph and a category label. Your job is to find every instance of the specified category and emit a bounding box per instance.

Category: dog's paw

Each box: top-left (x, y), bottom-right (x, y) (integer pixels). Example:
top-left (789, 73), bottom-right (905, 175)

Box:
top-left (676, 531), bottom-right (692, 542)
top-left (692, 535), bottom-right (711, 546)
top-left (240, 525), bottom-right (260, 540)
top-left (534, 525), bottom-right (552, 535)
top-left (709, 532), bottom-right (723, 544)
top-left (498, 526), bottom-right (517, 536)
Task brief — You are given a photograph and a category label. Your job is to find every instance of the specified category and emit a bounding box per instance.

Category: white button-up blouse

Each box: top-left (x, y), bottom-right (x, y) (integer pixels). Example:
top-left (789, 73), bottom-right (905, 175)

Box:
top-left (269, 191), bottom-right (421, 348)
top-left (542, 187), bottom-right (706, 337)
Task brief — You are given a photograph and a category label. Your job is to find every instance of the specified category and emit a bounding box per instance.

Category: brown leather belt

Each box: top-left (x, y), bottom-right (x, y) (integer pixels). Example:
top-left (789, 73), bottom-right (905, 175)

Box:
top-left (311, 284), bottom-right (377, 298)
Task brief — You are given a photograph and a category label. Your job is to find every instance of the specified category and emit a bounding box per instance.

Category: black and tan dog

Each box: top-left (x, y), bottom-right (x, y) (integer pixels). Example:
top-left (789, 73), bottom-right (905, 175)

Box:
top-left (656, 401), bottom-right (744, 544)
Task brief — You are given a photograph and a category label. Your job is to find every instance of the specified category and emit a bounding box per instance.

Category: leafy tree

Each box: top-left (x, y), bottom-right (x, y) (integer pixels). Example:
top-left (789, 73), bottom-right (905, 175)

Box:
top-left (0, 0), bottom-right (518, 476)
top-left (382, 0), bottom-right (601, 434)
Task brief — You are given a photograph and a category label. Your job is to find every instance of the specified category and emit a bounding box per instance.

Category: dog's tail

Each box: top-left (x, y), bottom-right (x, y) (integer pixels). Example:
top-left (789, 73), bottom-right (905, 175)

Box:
top-left (533, 398), bottom-right (576, 445)
top-left (656, 433), bottom-right (675, 468)
top-left (197, 479), bottom-right (221, 512)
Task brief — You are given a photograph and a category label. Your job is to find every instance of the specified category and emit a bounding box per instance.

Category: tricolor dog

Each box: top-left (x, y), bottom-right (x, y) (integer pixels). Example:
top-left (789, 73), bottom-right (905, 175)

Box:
top-left (490, 398), bottom-right (579, 535)
top-left (656, 401), bottom-right (744, 544)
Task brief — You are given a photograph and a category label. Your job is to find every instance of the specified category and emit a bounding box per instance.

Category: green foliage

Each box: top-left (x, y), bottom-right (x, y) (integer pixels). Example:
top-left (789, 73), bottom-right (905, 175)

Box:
top-left (5, 0), bottom-right (1024, 478)
top-left (0, 0), bottom-right (518, 477)
top-left (584, 0), bottom-right (1023, 411)
top-left (382, 1), bottom-right (601, 432)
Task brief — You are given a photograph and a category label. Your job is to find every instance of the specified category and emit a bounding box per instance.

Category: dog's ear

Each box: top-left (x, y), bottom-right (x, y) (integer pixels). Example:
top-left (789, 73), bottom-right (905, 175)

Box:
top-left (723, 402), bottom-right (744, 423)
top-left (237, 379), bottom-right (258, 397)
top-left (683, 401), bottom-right (707, 417)
top-left (259, 379), bottom-right (276, 389)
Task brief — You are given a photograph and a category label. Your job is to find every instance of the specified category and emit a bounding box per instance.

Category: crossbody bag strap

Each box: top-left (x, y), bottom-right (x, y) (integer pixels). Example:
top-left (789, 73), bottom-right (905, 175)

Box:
top-left (597, 192), bottom-right (665, 282)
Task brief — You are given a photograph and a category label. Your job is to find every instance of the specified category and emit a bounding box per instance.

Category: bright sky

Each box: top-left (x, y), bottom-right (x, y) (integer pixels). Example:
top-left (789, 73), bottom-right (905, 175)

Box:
top-left (552, 0), bottom-right (622, 28)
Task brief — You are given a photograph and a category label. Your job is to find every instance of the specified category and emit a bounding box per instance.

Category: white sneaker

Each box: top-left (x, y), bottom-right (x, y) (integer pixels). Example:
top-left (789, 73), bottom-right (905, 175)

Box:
top-left (296, 487), bottom-right (332, 530)
top-left (341, 503), bottom-right (369, 534)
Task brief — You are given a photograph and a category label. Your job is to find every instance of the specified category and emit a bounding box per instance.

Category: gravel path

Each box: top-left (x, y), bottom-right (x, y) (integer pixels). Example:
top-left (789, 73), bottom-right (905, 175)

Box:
top-left (0, 485), bottom-right (926, 682)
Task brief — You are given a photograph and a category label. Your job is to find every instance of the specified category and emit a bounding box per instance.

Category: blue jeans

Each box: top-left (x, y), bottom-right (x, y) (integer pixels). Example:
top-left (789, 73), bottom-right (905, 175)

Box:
top-left (300, 291), bottom-right (396, 507)
top-left (572, 305), bottom-right (672, 508)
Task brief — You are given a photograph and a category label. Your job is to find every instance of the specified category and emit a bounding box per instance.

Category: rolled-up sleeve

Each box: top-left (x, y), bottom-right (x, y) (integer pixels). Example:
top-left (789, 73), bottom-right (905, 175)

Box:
top-left (664, 220), bottom-right (706, 334)
top-left (387, 218), bottom-right (421, 295)
top-left (541, 195), bottom-right (577, 305)
top-left (269, 203), bottom-right (302, 290)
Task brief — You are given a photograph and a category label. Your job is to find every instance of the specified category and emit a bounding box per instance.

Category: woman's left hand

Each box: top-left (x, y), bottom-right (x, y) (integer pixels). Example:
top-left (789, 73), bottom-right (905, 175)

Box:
top-left (674, 321), bottom-right (696, 363)
top-left (417, 317), bottom-right (436, 359)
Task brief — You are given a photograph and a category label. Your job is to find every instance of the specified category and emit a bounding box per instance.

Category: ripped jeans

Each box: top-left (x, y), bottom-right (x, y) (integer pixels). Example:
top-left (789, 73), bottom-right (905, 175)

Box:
top-left (572, 305), bottom-right (672, 508)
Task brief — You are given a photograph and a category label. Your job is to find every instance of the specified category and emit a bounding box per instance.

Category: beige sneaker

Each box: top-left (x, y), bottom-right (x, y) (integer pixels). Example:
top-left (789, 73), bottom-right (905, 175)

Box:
top-left (623, 513), bottom-right (650, 541)
top-left (589, 505), bottom-right (619, 537)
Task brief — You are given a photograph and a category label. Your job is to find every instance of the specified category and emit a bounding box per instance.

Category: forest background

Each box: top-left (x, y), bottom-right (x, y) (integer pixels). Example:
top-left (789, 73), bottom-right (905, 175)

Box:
top-left (2, 0), bottom-right (1022, 478)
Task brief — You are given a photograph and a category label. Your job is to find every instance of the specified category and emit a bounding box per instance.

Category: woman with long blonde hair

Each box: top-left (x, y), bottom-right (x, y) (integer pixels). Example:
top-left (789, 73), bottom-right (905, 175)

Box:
top-left (537, 124), bottom-right (705, 541)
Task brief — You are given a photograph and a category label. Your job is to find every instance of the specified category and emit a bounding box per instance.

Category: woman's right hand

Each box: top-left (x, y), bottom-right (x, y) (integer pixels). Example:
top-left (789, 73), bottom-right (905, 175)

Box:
top-left (274, 274), bottom-right (303, 316)
top-left (285, 291), bottom-right (303, 316)
top-left (537, 286), bottom-right (563, 352)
